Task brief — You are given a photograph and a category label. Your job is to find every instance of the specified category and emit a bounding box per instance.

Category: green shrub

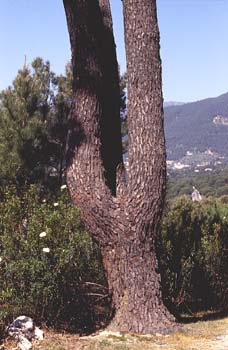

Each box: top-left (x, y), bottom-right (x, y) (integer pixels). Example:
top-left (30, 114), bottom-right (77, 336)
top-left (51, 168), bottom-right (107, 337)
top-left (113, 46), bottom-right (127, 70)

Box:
top-left (159, 196), bottom-right (228, 313)
top-left (0, 185), bottom-right (108, 338)
top-left (1, 185), bottom-right (228, 336)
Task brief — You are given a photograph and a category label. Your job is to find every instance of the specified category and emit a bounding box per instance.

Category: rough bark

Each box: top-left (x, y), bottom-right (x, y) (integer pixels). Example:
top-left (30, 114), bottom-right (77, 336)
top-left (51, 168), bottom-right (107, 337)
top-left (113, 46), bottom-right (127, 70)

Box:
top-left (63, 0), bottom-right (122, 243)
top-left (63, 0), bottom-right (177, 334)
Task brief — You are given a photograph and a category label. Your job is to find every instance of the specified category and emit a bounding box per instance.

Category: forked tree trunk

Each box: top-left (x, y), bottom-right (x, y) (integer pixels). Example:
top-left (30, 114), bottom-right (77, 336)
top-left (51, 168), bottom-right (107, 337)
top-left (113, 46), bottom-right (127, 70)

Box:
top-left (63, 0), bottom-right (177, 334)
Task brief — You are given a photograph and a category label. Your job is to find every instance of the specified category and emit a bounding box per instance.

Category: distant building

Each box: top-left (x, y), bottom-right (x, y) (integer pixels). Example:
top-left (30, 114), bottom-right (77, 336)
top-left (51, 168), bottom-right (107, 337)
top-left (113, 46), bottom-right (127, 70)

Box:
top-left (173, 162), bottom-right (190, 170)
top-left (191, 186), bottom-right (202, 202)
top-left (186, 151), bottom-right (193, 156)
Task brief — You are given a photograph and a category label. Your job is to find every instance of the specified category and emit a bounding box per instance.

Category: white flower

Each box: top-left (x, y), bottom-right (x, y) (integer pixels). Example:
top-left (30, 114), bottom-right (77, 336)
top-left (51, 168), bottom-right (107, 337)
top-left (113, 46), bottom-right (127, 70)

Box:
top-left (224, 216), bottom-right (226, 220)
top-left (0, 257), bottom-right (2, 262)
top-left (39, 231), bottom-right (47, 238)
top-left (53, 202), bottom-right (59, 207)
top-left (61, 184), bottom-right (67, 190)
top-left (42, 199), bottom-right (46, 203)
top-left (42, 247), bottom-right (50, 253)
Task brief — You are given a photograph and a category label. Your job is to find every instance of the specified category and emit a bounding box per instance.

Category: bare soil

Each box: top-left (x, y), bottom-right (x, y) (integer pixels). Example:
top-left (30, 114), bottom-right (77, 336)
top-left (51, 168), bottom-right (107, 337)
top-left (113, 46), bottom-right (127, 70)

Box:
top-left (2, 316), bottom-right (228, 350)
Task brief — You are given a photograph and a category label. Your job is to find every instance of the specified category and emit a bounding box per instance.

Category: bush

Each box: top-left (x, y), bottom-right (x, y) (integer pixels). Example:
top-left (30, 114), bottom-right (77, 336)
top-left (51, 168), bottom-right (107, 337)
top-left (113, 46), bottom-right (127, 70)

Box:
top-left (1, 186), bottom-right (228, 337)
top-left (159, 196), bottom-right (228, 314)
top-left (0, 185), bottom-right (108, 338)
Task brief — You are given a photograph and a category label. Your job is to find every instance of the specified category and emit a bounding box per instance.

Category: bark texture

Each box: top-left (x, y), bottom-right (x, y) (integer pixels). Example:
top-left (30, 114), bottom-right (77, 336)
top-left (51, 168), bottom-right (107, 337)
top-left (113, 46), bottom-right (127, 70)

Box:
top-left (63, 0), bottom-right (176, 334)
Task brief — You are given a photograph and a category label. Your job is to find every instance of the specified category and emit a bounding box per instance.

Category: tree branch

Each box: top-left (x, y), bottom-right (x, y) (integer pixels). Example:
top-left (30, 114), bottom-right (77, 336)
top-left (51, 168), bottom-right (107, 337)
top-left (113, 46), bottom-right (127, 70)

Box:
top-left (63, 0), bottom-right (122, 243)
top-left (123, 0), bottom-right (166, 227)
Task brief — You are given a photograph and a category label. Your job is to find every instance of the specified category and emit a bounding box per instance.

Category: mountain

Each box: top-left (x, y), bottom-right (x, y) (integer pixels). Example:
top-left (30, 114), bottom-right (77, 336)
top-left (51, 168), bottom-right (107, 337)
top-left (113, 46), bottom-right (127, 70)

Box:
top-left (164, 101), bottom-right (185, 108)
top-left (164, 92), bottom-right (228, 167)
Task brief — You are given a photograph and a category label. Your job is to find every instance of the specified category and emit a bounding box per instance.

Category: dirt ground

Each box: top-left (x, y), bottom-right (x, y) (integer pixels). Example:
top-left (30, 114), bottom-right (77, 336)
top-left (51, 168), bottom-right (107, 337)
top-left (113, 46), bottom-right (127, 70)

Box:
top-left (2, 316), bottom-right (228, 350)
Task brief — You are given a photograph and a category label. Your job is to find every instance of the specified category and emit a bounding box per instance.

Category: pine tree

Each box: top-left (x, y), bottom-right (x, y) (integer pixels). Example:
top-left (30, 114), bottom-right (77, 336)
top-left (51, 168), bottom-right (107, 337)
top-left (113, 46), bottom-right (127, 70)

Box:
top-left (63, 0), bottom-right (176, 333)
top-left (0, 58), bottom-right (71, 187)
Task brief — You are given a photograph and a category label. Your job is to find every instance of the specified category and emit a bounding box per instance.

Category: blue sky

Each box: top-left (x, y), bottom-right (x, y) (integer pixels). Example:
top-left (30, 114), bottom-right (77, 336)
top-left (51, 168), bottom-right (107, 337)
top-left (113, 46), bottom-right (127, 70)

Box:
top-left (0, 0), bottom-right (228, 102)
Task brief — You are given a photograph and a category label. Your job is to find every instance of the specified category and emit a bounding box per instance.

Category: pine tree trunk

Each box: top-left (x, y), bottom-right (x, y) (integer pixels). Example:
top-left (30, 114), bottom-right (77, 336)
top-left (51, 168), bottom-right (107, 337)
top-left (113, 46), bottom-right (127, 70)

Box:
top-left (63, 0), bottom-right (177, 334)
top-left (102, 238), bottom-right (175, 333)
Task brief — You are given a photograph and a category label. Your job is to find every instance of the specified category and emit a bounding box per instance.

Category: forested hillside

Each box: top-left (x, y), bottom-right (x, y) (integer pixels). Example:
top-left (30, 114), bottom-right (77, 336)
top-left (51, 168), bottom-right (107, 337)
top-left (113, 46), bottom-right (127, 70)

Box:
top-left (164, 92), bottom-right (228, 161)
top-left (167, 167), bottom-right (228, 199)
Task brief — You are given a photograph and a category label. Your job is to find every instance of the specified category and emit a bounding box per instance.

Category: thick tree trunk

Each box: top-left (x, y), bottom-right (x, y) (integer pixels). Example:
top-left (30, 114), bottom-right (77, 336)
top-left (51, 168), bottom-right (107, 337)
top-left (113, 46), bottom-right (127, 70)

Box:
top-left (102, 239), bottom-right (175, 333)
top-left (63, 0), bottom-right (177, 334)
top-left (102, 230), bottom-right (177, 334)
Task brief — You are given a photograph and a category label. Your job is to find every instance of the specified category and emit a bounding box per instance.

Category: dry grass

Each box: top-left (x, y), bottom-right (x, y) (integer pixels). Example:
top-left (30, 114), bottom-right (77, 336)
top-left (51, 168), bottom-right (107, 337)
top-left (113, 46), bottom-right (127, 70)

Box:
top-left (2, 316), bottom-right (228, 350)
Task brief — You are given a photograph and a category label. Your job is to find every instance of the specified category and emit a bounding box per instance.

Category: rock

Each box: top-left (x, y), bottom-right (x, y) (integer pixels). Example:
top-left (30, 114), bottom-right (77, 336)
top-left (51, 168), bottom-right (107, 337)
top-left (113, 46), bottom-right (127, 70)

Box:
top-left (34, 327), bottom-right (44, 340)
top-left (7, 316), bottom-right (43, 349)
top-left (8, 316), bottom-right (34, 341)
top-left (17, 336), bottom-right (32, 350)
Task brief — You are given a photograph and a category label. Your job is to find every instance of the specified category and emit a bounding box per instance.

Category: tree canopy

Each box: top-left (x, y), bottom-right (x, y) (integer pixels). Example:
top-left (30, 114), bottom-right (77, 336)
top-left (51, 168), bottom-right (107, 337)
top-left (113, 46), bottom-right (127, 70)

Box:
top-left (0, 58), bottom-right (71, 188)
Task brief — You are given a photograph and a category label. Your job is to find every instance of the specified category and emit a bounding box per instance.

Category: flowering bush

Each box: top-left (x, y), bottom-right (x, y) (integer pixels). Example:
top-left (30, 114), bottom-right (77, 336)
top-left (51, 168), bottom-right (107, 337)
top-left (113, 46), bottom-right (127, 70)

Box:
top-left (1, 186), bottom-right (228, 337)
top-left (0, 185), bottom-right (107, 337)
